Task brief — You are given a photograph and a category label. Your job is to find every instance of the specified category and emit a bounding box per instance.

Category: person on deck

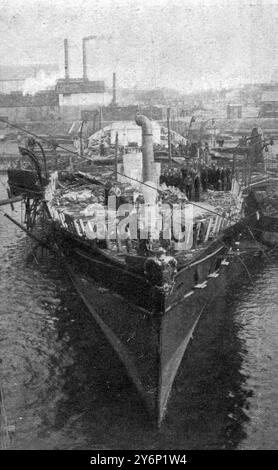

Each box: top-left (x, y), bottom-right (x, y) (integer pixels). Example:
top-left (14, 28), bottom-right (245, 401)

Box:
top-left (178, 142), bottom-right (184, 158)
top-left (194, 172), bottom-right (201, 201)
top-left (215, 166), bottom-right (221, 190)
top-left (226, 167), bottom-right (232, 191)
top-left (221, 167), bottom-right (227, 191)
top-left (184, 170), bottom-right (193, 200)
top-left (201, 166), bottom-right (208, 192)
top-left (100, 140), bottom-right (105, 156)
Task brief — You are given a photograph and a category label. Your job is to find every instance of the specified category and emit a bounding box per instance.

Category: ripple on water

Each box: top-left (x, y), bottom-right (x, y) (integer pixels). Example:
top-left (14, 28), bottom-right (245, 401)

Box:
top-left (233, 256), bottom-right (278, 449)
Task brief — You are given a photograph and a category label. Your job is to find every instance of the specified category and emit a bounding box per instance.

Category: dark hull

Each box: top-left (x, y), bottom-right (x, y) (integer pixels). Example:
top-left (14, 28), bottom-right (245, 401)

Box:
top-left (54, 221), bottom-right (256, 424)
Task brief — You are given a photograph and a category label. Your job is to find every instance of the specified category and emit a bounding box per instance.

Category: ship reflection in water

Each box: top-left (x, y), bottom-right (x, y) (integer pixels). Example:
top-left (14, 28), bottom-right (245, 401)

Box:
top-left (0, 176), bottom-right (278, 450)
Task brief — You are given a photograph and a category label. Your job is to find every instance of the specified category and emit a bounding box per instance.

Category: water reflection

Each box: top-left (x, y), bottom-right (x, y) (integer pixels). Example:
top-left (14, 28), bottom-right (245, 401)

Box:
top-left (36, 254), bottom-right (265, 450)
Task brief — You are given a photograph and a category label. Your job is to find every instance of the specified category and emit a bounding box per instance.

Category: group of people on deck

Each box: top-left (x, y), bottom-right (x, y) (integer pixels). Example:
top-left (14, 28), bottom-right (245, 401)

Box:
top-left (160, 163), bottom-right (232, 201)
top-left (176, 141), bottom-right (211, 160)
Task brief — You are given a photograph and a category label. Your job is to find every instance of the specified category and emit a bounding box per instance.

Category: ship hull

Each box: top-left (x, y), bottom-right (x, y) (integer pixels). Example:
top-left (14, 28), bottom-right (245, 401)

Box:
top-left (7, 165), bottom-right (259, 423)
top-left (54, 223), bottom-right (256, 424)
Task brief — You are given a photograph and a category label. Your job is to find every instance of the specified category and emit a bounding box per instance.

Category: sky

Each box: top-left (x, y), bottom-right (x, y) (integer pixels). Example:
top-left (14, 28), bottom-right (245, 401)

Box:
top-left (1, 0), bottom-right (278, 92)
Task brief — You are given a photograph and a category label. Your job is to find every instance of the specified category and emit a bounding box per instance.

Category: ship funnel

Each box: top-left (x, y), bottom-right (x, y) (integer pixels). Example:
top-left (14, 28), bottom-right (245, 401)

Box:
top-left (135, 114), bottom-right (154, 183)
top-left (82, 35), bottom-right (110, 81)
top-left (64, 39), bottom-right (69, 80)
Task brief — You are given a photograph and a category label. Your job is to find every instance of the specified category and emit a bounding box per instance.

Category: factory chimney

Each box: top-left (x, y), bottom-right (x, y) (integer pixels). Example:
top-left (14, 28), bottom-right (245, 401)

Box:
top-left (64, 39), bottom-right (69, 80)
top-left (112, 72), bottom-right (117, 106)
top-left (82, 35), bottom-right (97, 81)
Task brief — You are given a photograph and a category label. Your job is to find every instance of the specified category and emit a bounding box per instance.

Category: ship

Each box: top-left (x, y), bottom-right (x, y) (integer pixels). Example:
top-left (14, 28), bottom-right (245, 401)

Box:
top-left (6, 115), bottom-right (263, 425)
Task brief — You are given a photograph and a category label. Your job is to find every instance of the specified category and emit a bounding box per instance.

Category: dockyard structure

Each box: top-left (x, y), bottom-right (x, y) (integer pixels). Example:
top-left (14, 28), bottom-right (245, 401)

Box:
top-left (88, 120), bottom-right (161, 147)
top-left (259, 90), bottom-right (278, 117)
top-left (81, 105), bottom-right (164, 123)
top-left (227, 103), bottom-right (242, 119)
top-left (0, 83), bottom-right (112, 123)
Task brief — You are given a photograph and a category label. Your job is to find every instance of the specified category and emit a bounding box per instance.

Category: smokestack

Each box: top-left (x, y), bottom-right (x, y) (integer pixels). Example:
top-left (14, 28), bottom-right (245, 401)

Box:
top-left (82, 37), bottom-right (87, 81)
top-left (82, 35), bottom-right (106, 82)
top-left (112, 72), bottom-right (117, 105)
top-left (135, 114), bottom-right (154, 183)
top-left (64, 39), bottom-right (69, 80)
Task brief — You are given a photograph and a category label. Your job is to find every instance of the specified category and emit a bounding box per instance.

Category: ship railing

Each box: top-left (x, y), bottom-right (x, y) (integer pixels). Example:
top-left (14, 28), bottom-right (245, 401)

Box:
top-left (48, 199), bottom-right (240, 255)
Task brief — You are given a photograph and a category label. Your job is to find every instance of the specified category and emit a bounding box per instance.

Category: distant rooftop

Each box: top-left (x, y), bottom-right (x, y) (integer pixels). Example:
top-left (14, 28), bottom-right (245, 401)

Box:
top-left (227, 103), bottom-right (242, 107)
top-left (56, 79), bottom-right (105, 94)
top-left (261, 91), bottom-right (278, 102)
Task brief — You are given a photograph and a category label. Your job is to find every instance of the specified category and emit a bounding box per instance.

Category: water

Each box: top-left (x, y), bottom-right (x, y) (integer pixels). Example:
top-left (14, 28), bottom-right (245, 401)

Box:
top-left (0, 174), bottom-right (278, 449)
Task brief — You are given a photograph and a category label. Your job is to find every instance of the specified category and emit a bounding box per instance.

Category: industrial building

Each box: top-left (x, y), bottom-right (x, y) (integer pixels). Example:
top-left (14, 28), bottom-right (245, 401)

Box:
top-left (56, 78), bottom-right (111, 107)
top-left (0, 64), bottom-right (58, 94)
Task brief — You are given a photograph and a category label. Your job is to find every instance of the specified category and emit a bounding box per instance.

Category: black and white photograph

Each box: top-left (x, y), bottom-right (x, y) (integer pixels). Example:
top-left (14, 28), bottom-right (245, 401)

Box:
top-left (0, 0), bottom-right (278, 455)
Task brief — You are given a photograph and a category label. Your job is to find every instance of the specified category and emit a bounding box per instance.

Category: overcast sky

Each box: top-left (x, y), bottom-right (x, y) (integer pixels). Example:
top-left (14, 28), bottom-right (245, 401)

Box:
top-left (1, 0), bottom-right (278, 92)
